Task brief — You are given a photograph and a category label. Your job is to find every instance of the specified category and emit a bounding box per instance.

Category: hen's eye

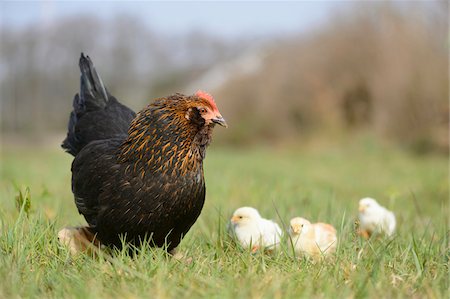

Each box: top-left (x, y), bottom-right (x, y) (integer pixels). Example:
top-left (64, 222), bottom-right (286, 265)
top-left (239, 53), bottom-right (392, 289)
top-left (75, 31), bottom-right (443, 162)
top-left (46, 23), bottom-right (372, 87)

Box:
top-left (198, 108), bottom-right (206, 114)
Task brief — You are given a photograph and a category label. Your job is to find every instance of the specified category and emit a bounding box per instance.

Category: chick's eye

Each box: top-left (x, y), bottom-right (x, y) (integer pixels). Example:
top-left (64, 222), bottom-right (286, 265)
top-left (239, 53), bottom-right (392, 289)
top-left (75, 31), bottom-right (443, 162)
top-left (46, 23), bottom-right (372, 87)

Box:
top-left (239, 216), bottom-right (243, 219)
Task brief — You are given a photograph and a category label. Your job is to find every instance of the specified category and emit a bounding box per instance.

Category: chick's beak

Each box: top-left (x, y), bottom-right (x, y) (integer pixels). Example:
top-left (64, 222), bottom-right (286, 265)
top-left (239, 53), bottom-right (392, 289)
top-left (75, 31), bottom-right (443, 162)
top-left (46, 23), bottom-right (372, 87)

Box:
top-left (358, 206), bottom-right (365, 213)
top-left (291, 224), bottom-right (301, 234)
top-left (212, 115), bottom-right (228, 128)
top-left (230, 216), bottom-right (239, 223)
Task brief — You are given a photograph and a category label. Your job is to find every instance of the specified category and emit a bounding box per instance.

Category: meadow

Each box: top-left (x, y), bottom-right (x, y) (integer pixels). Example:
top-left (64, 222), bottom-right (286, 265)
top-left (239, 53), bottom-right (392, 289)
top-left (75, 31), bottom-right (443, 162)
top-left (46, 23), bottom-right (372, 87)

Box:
top-left (0, 136), bottom-right (448, 298)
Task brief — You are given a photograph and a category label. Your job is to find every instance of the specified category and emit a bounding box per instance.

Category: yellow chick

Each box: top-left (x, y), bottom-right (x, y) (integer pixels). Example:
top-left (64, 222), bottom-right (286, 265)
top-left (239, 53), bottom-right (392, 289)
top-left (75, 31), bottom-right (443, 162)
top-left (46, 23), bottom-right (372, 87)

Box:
top-left (289, 217), bottom-right (337, 260)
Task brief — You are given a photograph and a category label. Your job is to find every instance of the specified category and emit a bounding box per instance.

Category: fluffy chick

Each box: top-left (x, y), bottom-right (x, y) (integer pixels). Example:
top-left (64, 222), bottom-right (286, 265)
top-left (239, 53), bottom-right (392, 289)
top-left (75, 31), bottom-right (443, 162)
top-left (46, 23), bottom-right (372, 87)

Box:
top-left (229, 207), bottom-right (282, 252)
top-left (289, 217), bottom-right (337, 260)
top-left (358, 197), bottom-right (396, 238)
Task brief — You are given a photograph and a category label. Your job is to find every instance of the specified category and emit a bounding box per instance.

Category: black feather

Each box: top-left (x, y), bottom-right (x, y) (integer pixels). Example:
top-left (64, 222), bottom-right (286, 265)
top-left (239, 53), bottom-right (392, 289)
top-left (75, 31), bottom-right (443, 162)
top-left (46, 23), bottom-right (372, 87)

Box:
top-left (62, 53), bottom-right (136, 156)
top-left (79, 53), bottom-right (109, 108)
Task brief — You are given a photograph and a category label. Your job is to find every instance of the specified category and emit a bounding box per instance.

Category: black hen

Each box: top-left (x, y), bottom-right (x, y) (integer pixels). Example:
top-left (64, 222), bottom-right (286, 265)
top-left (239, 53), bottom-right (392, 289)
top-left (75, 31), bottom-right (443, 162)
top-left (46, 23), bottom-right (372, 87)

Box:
top-left (61, 53), bottom-right (226, 252)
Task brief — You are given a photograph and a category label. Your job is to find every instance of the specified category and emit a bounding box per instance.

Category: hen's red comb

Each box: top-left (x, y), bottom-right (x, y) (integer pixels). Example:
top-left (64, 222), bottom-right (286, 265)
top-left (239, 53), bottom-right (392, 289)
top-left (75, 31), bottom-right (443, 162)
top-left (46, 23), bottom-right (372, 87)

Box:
top-left (195, 90), bottom-right (218, 112)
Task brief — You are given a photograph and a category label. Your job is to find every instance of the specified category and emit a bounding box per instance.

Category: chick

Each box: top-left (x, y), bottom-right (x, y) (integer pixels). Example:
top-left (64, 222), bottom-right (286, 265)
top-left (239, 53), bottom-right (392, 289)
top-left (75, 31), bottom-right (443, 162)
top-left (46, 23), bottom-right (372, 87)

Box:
top-left (358, 197), bottom-right (396, 238)
top-left (289, 217), bottom-right (337, 260)
top-left (229, 207), bottom-right (282, 252)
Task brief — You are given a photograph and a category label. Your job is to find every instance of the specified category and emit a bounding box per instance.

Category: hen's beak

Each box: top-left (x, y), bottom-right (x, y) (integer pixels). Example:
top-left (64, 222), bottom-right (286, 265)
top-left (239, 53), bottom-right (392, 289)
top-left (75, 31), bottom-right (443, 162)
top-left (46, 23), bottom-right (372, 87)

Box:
top-left (212, 116), bottom-right (228, 128)
top-left (230, 216), bottom-right (240, 223)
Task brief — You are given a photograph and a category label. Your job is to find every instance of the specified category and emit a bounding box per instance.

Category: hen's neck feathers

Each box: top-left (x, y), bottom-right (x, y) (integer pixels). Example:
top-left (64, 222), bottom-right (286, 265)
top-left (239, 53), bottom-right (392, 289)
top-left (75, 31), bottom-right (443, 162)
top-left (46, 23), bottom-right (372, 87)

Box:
top-left (118, 96), bottom-right (213, 177)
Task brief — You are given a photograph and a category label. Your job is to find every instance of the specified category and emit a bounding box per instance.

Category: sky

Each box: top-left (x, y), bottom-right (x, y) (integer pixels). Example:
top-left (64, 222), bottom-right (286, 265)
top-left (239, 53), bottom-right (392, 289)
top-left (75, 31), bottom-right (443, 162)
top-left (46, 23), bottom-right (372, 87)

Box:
top-left (1, 1), bottom-right (339, 38)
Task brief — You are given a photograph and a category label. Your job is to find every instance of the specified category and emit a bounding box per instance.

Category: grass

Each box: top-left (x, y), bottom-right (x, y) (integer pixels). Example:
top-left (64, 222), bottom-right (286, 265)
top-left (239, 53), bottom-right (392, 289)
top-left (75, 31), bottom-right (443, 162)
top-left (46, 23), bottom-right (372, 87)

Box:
top-left (0, 137), bottom-right (448, 298)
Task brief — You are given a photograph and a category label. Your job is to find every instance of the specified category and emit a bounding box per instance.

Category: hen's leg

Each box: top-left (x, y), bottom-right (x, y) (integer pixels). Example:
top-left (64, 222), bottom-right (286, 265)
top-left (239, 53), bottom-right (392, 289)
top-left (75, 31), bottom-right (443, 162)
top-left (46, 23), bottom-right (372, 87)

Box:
top-left (168, 248), bottom-right (193, 264)
top-left (58, 226), bottom-right (101, 254)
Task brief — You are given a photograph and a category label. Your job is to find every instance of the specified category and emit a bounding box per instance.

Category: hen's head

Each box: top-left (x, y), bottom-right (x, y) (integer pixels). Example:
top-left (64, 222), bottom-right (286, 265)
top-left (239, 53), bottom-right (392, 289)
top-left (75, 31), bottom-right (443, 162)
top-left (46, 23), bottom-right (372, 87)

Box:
top-left (157, 91), bottom-right (227, 130)
top-left (120, 91), bottom-right (226, 167)
top-left (190, 90), bottom-right (227, 128)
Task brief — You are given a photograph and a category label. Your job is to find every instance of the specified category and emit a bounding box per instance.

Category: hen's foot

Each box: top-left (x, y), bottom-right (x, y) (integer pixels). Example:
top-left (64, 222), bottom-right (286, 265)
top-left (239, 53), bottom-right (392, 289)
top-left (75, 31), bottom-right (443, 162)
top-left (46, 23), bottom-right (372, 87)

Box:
top-left (58, 226), bottom-right (101, 255)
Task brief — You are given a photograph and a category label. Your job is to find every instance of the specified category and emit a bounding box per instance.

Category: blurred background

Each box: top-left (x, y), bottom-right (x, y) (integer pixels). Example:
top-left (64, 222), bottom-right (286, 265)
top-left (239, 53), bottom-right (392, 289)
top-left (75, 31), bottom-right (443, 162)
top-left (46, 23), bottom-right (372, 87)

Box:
top-left (0, 5), bottom-right (449, 284)
top-left (0, 1), bottom-right (448, 153)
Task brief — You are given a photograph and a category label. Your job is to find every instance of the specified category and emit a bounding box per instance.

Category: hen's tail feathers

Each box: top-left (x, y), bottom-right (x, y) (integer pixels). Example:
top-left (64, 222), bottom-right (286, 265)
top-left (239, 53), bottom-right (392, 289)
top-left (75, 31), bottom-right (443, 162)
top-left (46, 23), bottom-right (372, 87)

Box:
top-left (79, 53), bottom-right (109, 109)
top-left (62, 53), bottom-right (135, 156)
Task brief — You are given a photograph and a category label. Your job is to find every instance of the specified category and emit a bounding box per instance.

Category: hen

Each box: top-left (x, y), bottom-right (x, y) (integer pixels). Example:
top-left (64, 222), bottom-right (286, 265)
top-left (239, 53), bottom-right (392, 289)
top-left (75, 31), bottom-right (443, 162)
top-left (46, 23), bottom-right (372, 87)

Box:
top-left (59, 53), bottom-right (227, 253)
